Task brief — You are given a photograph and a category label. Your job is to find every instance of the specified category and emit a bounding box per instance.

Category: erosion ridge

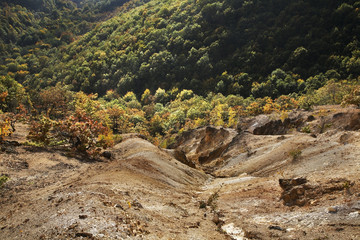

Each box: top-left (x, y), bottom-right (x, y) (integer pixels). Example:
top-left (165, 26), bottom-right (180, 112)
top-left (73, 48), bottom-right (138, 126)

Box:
top-left (1, 105), bottom-right (360, 239)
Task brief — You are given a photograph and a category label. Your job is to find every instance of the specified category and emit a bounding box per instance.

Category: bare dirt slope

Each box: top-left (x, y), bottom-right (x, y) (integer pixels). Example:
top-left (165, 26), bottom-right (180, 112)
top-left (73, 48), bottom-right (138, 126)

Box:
top-left (1, 106), bottom-right (360, 240)
top-left (0, 126), bottom-right (217, 239)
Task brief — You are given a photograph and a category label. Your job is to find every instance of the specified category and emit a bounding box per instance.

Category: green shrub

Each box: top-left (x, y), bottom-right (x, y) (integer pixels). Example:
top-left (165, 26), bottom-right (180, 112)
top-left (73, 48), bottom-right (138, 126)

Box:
top-left (0, 175), bottom-right (9, 188)
top-left (301, 125), bottom-right (311, 133)
top-left (207, 191), bottom-right (219, 210)
top-left (289, 149), bottom-right (302, 161)
top-left (27, 115), bottom-right (54, 145)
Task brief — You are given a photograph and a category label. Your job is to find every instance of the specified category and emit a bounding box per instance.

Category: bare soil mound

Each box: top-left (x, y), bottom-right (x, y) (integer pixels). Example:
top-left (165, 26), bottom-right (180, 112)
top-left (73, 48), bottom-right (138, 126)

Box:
top-left (111, 137), bottom-right (207, 187)
top-left (0, 135), bottom-right (216, 239)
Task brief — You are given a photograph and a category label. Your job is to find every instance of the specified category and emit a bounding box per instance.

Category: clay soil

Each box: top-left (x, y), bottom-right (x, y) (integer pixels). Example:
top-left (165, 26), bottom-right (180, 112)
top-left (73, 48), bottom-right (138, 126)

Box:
top-left (1, 106), bottom-right (360, 240)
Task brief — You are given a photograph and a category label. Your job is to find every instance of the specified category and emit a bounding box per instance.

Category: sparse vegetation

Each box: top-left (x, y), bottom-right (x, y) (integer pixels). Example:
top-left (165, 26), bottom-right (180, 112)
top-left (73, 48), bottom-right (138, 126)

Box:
top-left (0, 113), bottom-right (16, 141)
top-left (0, 175), bottom-right (9, 188)
top-left (301, 125), bottom-right (312, 133)
top-left (207, 191), bottom-right (220, 211)
top-left (27, 115), bottom-right (54, 146)
top-left (199, 200), bottom-right (207, 209)
top-left (276, 169), bottom-right (286, 178)
top-left (289, 149), bottom-right (302, 162)
top-left (342, 86), bottom-right (360, 107)
top-left (318, 122), bottom-right (333, 134)
top-left (0, 119), bottom-right (12, 141)
top-left (199, 191), bottom-right (220, 210)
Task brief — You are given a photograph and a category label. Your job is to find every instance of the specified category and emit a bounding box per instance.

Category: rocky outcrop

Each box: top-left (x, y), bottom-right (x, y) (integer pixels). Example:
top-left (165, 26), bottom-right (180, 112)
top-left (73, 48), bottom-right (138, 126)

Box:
top-left (168, 107), bottom-right (360, 176)
top-left (280, 178), bottom-right (353, 207)
top-left (238, 111), bottom-right (306, 135)
top-left (162, 148), bottom-right (195, 168)
top-left (168, 126), bottom-right (238, 169)
top-left (238, 108), bottom-right (360, 136)
top-left (279, 178), bottom-right (309, 206)
top-left (332, 111), bottom-right (360, 131)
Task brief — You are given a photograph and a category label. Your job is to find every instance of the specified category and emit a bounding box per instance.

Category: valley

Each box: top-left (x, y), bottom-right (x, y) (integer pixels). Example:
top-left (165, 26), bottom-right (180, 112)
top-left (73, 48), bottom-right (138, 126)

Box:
top-left (1, 106), bottom-right (359, 239)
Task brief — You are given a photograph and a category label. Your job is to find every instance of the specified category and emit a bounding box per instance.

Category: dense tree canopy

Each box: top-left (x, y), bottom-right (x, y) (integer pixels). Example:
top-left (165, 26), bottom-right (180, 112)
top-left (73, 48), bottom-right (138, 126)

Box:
top-left (1, 0), bottom-right (359, 99)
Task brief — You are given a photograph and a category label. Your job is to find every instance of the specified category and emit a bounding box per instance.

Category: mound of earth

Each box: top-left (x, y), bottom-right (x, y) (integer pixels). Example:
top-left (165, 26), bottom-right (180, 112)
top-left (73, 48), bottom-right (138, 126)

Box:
top-left (111, 137), bottom-right (207, 187)
top-left (0, 134), bottom-right (216, 239)
top-left (1, 105), bottom-right (360, 239)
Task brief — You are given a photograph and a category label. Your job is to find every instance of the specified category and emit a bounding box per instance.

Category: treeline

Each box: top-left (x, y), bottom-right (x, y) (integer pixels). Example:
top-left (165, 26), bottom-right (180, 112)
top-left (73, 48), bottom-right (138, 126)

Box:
top-left (1, 71), bottom-right (360, 157)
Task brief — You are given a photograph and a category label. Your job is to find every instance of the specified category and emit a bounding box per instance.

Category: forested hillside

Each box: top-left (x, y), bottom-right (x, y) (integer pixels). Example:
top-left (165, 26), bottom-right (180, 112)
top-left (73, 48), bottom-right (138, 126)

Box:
top-left (0, 0), bottom-right (360, 153)
top-left (1, 0), bottom-right (359, 97)
top-left (6, 0), bottom-right (358, 98)
top-left (0, 0), bottom-right (128, 49)
top-left (0, 0), bottom-right (136, 91)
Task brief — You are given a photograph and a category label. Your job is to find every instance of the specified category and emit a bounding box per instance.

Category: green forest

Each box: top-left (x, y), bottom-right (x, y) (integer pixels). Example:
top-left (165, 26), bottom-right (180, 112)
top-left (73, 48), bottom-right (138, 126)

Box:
top-left (0, 0), bottom-right (360, 156)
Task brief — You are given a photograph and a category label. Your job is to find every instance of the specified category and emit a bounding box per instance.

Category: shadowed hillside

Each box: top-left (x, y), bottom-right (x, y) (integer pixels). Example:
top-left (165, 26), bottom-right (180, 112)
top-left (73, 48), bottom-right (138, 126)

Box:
top-left (16, 0), bottom-right (360, 97)
top-left (1, 0), bottom-right (359, 98)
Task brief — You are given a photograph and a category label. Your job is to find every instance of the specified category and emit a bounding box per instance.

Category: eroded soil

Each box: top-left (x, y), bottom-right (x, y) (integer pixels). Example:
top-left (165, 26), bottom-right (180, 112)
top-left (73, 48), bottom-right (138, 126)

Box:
top-left (1, 106), bottom-right (360, 239)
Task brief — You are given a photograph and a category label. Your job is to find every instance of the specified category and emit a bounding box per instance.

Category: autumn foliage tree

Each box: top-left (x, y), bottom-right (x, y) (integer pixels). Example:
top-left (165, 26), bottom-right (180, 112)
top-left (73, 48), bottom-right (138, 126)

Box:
top-left (37, 85), bottom-right (71, 118)
top-left (28, 91), bottom-right (115, 157)
top-left (58, 111), bottom-right (111, 157)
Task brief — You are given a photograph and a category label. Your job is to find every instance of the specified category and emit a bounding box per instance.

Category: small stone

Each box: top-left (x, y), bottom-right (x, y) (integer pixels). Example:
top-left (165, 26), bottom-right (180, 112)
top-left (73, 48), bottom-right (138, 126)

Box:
top-left (102, 151), bottom-right (113, 159)
top-left (307, 115), bottom-right (315, 121)
top-left (199, 200), bottom-right (206, 209)
top-left (212, 214), bottom-right (220, 225)
top-left (68, 223), bottom-right (78, 230)
top-left (327, 207), bottom-right (337, 214)
top-left (79, 215), bottom-right (88, 219)
top-left (188, 222), bottom-right (200, 228)
top-left (114, 204), bottom-right (124, 210)
top-left (244, 230), bottom-right (259, 238)
top-left (311, 133), bottom-right (318, 139)
top-left (351, 201), bottom-right (360, 209)
top-left (268, 225), bottom-right (285, 231)
top-left (132, 199), bottom-right (143, 209)
top-left (348, 211), bottom-right (359, 218)
top-left (75, 232), bottom-right (93, 238)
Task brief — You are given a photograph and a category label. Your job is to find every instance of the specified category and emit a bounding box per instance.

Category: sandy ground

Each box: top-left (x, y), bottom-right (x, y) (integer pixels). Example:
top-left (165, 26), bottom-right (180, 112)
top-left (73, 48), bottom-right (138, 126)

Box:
top-left (0, 106), bottom-right (360, 239)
